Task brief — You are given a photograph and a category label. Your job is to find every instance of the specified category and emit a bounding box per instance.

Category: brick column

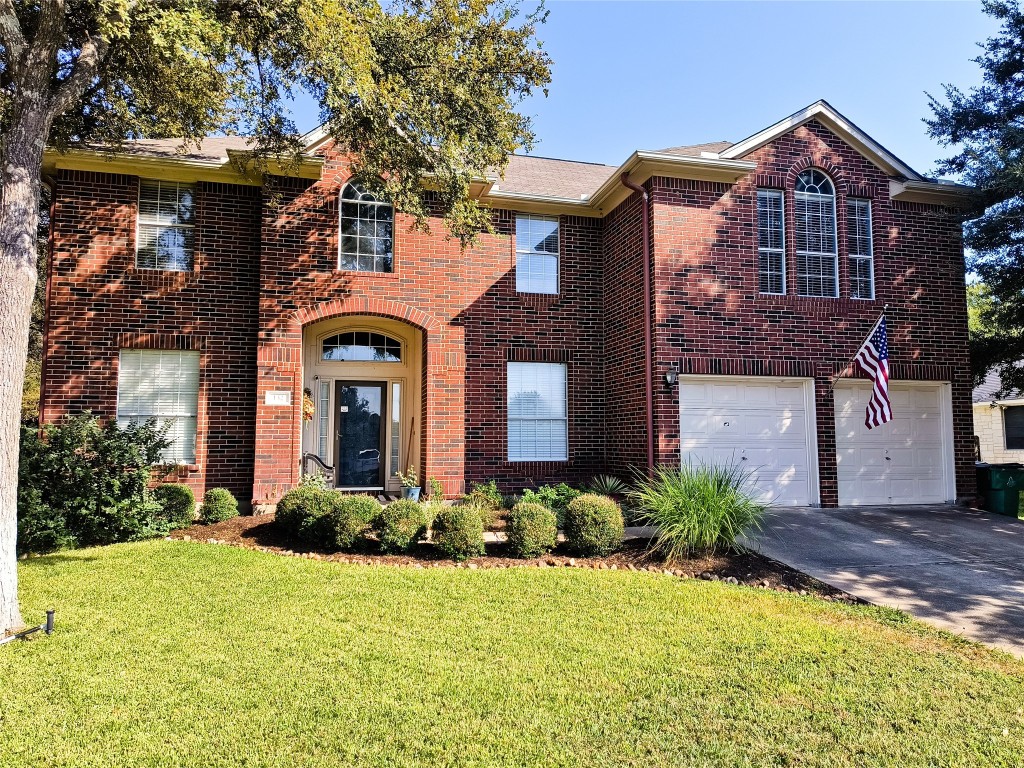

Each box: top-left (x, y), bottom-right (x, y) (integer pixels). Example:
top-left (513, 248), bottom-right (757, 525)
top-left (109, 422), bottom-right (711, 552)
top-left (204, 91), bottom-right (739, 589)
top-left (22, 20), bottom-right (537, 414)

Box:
top-left (814, 370), bottom-right (839, 507)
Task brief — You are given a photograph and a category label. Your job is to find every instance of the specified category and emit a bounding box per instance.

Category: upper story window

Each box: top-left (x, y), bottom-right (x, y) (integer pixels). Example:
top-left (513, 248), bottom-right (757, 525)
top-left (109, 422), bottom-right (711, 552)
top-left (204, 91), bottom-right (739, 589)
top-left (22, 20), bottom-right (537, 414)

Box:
top-left (117, 349), bottom-right (200, 463)
top-left (339, 183), bottom-right (394, 273)
top-left (757, 189), bottom-right (785, 295)
top-left (322, 331), bottom-right (401, 362)
top-left (515, 214), bottom-right (559, 294)
top-left (794, 169), bottom-right (838, 297)
top-left (847, 198), bottom-right (874, 299)
top-left (137, 180), bottom-right (195, 271)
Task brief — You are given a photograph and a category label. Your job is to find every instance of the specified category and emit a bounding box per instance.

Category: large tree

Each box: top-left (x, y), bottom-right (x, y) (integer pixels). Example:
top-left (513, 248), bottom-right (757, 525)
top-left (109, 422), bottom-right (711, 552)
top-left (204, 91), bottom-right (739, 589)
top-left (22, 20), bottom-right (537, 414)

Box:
top-left (927, 0), bottom-right (1024, 393)
top-left (0, 0), bottom-right (549, 634)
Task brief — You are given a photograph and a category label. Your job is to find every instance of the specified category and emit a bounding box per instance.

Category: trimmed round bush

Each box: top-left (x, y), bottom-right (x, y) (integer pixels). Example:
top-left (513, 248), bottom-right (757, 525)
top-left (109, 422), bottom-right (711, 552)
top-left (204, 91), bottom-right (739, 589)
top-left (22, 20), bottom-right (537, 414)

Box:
top-left (432, 504), bottom-right (485, 562)
top-left (563, 493), bottom-right (624, 557)
top-left (201, 488), bottom-right (238, 524)
top-left (506, 502), bottom-right (557, 559)
top-left (325, 494), bottom-right (381, 551)
top-left (153, 483), bottom-right (196, 530)
top-left (376, 499), bottom-right (428, 553)
top-left (276, 486), bottom-right (337, 541)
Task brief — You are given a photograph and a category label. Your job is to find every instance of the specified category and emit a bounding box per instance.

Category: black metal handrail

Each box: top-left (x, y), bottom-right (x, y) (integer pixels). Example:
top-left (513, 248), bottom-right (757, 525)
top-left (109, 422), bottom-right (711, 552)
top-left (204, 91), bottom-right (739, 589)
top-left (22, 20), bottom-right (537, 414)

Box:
top-left (302, 452), bottom-right (334, 477)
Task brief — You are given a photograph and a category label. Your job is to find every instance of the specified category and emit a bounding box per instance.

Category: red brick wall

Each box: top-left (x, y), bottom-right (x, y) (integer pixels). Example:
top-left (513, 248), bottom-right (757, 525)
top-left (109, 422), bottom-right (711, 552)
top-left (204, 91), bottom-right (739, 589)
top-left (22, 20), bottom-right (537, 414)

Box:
top-left (649, 120), bottom-right (972, 505)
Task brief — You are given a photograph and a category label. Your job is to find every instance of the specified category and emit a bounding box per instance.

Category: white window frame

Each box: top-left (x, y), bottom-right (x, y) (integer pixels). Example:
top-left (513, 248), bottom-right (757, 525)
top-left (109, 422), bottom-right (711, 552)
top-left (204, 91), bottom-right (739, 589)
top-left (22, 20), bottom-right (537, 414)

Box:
top-left (794, 170), bottom-right (839, 298)
top-left (847, 198), bottom-right (875, 300)
top-left (116, 349), bottom-right (200, 464)
top-left (136, 179), bottom-right (196, 272)
top-left (507, 362), bottom-right (568, 462)
top-left (515, 214), bottom-right (560, 295)
top-left (757, 189), bottom-right (786, 295)
top-left (338, 182), bottom-right (394, 273)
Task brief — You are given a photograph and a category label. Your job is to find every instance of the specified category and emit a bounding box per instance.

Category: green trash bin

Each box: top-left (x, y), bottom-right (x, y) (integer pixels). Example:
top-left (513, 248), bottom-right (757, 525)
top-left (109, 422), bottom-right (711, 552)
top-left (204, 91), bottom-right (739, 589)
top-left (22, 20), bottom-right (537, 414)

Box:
top-left (985, 464), bottom-right (1024, 516)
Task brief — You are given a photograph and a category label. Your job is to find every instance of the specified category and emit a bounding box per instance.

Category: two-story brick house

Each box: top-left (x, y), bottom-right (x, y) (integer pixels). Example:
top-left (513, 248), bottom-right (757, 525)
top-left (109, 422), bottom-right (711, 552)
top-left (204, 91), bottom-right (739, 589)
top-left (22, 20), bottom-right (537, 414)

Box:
top-left (38, 100), bottom-right (973, 509)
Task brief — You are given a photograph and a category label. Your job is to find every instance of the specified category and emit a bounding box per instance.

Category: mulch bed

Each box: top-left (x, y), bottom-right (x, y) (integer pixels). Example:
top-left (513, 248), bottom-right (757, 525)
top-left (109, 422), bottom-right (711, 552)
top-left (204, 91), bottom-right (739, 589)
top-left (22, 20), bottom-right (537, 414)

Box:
top-left (170, 514), bottom-right (862, 603)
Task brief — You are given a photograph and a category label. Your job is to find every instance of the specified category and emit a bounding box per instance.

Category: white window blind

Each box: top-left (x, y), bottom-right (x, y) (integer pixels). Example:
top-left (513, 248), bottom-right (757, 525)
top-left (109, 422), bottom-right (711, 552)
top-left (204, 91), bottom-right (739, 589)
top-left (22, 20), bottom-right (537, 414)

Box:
top-left (757, 189), bottom-right (785, 294)
top-left (847, 198), bottom-right (874, 299)
top-left (117, 350), bottom-right (200, 463)
top-left (515, 215), bottom-right (560, 294)
top-left (794, 170), bottom-right (838, 297)
top-left (507, 362), bottom-right (568, 461)
top-left (137, 180), bottom-right (195, 271)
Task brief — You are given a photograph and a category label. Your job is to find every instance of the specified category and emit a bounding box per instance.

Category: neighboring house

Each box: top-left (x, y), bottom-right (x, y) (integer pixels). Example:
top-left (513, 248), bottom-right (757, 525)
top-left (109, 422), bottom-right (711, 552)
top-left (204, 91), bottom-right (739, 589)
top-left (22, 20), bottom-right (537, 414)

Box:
top-left (973, 370), bottom-right (1024, 464)
top-left (38, 100), bottom-right (974, 509)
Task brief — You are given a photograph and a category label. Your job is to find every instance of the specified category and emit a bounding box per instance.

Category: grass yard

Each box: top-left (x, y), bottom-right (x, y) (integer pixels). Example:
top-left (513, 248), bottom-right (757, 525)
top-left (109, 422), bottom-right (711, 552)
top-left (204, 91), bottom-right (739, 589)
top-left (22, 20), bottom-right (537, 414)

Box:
top-left (2, 542), bottom-right (1023, 767)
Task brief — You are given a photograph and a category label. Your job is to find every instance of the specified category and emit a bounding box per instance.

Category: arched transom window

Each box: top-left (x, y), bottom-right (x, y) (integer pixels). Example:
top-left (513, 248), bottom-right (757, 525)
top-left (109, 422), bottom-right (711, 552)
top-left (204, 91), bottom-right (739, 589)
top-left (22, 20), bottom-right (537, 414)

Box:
top-left (794, 169), bottom-right (838, 297)
top-left (322, 331), bottom-right (402, 362)
top-left (339, 183), bottom-right (394, 273)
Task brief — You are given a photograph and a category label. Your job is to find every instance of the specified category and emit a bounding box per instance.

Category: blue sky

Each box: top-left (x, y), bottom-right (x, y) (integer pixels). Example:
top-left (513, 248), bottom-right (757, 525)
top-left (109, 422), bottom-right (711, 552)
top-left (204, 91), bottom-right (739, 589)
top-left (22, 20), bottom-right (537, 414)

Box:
top-left (292, 1), bottom-right (997, 178)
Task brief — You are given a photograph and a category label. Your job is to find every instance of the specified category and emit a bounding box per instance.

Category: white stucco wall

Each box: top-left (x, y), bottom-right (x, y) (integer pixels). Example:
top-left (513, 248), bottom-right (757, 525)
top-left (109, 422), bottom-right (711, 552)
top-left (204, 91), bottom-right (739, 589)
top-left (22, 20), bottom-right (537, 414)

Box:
top-left (973, 402), bottom-right (1024, 464)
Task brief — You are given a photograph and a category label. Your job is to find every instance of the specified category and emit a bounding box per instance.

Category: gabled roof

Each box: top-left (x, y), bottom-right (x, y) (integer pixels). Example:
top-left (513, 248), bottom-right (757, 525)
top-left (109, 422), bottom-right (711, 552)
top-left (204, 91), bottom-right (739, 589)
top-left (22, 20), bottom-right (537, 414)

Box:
top-left (658, 141), bottom-right (733, 158)
top-left (974, 369), bottom-right (1024, 404)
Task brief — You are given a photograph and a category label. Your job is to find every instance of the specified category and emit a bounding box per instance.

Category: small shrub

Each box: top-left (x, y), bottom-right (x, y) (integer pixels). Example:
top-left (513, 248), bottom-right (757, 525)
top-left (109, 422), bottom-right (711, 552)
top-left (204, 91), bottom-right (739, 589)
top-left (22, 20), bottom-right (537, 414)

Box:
top-left (520, 483), bottom-right (582, 526)
top-left (563, 494), bottom-right (624, 557)
top-left (153, 484), bottom-right (196, 530)
top-left (325, 495), bottom-right (381, 551)
top-left (464, 480), bottom-right (503, 510)
top-left (201, 488), bottom-right (238, 524)
top-left (428, 477), bottom-right (444, 500)
top-left (298, 471), bottom-right (329, 490)
top-left (629, 463), bottom-right (766, 560)
top-left (506, 502), bottom-right (557, 559)
top-left (432, 504), bottom-right (486, 561)
top-left (376, 499), bottom-right (428, 553)
top-left (276, 486), bottom-right (336, 541)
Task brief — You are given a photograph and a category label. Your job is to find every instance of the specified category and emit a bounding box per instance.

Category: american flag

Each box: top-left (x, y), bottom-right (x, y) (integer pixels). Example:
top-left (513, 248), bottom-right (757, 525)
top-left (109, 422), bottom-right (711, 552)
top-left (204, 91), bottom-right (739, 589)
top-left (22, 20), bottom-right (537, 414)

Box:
top-left (854, 315), bottom-right (892, 429)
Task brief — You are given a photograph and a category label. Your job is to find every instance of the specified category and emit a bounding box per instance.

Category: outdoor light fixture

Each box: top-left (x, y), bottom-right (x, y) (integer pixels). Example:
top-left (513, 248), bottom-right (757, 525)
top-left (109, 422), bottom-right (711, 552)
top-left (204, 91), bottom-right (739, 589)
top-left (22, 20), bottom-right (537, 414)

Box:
top-left (664, 366), bottom-right (679, 387)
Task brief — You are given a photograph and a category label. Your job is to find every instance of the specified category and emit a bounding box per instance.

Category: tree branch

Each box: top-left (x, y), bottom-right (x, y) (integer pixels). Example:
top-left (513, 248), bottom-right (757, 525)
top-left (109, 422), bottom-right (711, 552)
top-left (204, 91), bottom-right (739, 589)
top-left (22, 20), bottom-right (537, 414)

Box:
top-left (0, 0), bottom-right (26, 76)
top-left (49, 31), bottom-right (109, 120)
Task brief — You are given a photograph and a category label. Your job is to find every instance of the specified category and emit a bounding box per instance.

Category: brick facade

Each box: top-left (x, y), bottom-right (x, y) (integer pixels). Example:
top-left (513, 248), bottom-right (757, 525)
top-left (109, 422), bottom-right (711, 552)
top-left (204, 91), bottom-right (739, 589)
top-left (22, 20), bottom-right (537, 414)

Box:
top-left (41, 119), bottom-right (973, 506)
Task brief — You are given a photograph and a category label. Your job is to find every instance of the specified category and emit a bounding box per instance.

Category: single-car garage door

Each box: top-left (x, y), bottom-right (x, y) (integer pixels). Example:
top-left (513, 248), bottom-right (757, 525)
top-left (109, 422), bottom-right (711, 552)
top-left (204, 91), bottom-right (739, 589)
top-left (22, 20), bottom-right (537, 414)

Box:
top-left (833, 381), bottom-right (954, 505)
top-left (679, 377), bottom-right (817, 506)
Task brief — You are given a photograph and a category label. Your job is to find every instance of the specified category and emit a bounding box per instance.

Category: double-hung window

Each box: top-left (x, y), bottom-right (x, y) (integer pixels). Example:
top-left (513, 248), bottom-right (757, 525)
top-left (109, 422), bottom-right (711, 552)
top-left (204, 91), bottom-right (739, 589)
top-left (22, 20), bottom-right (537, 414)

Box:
top-left (757, 189), bottom-right (786, 294)
top-left (507, 362), bottom-right (568, 461)
top-left (847, 198), bottom-right (874, 299)
top-left (137, 180), bottom-right (195, 271)
top-left (515, 215), bottom-right (560, 294)
top-left (117, 349), bottom-right (200, 463)
top-left (794, 170), bottom-right (838, 297)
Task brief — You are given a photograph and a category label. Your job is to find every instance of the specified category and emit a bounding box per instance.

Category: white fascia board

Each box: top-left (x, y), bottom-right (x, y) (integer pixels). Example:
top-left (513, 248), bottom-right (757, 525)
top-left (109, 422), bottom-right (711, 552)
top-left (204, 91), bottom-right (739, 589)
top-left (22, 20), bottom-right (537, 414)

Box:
top-left (720, 100), bottom-right (924, 182)
top-left (889, 178), bottom-right (973, 206)
top-left (302, 124), bottom-right (331, 152)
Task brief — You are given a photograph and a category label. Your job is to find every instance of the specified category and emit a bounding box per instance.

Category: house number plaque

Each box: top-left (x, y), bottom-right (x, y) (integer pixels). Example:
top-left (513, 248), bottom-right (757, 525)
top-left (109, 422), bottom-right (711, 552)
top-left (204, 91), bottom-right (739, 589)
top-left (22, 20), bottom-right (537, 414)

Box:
top-left (265, 390), bottom-right (292, 406)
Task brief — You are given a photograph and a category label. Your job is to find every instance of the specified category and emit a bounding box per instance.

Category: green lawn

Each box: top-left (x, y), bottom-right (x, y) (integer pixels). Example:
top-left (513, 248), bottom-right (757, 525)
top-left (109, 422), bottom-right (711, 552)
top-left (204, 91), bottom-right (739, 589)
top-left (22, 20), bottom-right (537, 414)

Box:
top-left (3, 542), bottom-right (1023, 767)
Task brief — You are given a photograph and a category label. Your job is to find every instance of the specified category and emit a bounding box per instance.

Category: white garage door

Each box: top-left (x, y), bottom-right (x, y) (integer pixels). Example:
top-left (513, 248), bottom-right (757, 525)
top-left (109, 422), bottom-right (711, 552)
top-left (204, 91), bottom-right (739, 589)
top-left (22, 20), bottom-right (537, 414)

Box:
top-left (834, 381), bottom-right (953, 505)
top-left (679, 377), bottom-right (816, 506)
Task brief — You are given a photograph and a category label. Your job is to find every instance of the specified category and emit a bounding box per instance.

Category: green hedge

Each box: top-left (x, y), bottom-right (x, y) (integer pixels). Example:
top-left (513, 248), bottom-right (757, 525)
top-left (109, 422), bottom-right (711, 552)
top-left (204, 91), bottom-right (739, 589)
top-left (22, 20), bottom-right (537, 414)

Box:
top-left (506, 502), bottom-right (557, 559)
top-left (563, 494), bottom-right (624, 557)
top-left (275, 488), bottom-right (381, 552)
top-left (432, 504), bottom-right (485, 562)
top-left (375, 499), bottom-right (428, 553)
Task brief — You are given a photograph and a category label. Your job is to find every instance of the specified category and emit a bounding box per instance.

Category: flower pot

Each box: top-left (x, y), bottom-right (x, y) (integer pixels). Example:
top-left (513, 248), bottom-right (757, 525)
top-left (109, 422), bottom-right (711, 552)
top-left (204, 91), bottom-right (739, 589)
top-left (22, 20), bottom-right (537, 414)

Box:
top-left (401, 487), bottom-right (421, 501)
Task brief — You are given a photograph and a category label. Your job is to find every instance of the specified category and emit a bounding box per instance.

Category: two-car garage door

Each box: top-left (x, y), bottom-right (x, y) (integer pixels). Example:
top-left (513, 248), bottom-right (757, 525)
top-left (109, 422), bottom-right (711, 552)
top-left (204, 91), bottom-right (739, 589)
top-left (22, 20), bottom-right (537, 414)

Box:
top-left (679, 376), bottom-right (954, 506)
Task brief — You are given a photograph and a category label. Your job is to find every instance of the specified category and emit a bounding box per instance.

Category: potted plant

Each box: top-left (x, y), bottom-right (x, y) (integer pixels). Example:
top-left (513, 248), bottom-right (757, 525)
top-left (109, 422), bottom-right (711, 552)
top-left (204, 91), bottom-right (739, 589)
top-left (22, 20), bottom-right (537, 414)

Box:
top-left (397, 466), bottom-right (421, 501)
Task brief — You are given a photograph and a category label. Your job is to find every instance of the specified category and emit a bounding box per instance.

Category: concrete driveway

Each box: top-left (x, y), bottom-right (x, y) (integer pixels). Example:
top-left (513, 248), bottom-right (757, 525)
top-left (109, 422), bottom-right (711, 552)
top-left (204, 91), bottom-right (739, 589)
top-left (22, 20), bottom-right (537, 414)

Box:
top-left (744, 506), bottom-right (1024, 657)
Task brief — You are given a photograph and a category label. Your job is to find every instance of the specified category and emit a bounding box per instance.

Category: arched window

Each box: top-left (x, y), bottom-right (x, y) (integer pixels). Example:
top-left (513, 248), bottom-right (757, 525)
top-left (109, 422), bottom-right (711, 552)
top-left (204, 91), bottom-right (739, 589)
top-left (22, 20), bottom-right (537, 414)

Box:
top-left (339, 183), bottom-right (394, 273)
top-left (794, 169), bottom-right (838, 297)
top-left (322, 331), bottom-right (402, 362)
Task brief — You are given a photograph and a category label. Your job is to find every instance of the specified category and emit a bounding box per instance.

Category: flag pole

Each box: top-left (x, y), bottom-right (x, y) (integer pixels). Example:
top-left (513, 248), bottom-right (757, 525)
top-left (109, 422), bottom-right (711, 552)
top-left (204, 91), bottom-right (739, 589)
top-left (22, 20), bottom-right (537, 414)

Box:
top-left (828, 304), bottom-right (888, 394)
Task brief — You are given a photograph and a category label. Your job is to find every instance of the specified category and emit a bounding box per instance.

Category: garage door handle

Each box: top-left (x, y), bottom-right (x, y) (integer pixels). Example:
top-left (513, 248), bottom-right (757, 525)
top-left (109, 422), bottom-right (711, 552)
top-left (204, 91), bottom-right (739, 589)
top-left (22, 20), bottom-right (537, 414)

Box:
top-left (885, 456), bottom-right (891, 461)
top-left (741, 456), bottom-right (748, 461)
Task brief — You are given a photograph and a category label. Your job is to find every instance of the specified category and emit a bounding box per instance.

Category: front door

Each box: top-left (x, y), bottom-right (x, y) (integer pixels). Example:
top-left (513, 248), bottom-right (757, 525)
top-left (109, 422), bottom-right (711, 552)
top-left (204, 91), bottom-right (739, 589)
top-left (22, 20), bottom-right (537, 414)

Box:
top-left (335, 381), bottom-right (387, 489)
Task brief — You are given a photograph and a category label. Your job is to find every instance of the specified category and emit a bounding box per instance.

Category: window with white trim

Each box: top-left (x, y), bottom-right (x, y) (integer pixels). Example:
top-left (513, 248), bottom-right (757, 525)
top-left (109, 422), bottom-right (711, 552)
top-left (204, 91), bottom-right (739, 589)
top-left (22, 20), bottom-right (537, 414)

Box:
top-left (794, 169), bottom-right (838, 297)
top-left (507, 362), bottom-right (568, 461)
top-left (137, 180), bottom-right (195, 271)
top-left (847, 198), bottom-right (874, 299)
top-left (757, 189), bottom-right (785, 294)
top-left (515, 215), bottom-right (559, 294)
top-left (339, 183), bottom-right (394, 272)
top-left (117, 349), bottom-right (200, 463)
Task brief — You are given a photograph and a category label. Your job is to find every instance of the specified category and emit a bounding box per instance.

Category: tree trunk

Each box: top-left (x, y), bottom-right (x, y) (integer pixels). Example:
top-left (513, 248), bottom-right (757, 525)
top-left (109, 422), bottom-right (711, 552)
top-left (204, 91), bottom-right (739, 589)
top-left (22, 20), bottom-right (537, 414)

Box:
top-left (0, 106), bottom-right (47, 636)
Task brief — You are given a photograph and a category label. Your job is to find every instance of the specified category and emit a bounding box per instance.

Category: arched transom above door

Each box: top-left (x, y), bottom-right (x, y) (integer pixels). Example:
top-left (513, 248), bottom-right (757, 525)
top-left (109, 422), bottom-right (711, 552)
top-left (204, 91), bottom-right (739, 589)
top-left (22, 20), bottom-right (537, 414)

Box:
top-left (322, 331), bottom-right (402, 363)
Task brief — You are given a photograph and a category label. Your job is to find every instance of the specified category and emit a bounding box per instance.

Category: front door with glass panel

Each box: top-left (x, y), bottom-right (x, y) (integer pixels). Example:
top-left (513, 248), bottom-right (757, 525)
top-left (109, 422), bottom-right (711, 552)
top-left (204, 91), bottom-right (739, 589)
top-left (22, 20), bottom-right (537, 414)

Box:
top-left (335, 381), bottom-right (387, 489)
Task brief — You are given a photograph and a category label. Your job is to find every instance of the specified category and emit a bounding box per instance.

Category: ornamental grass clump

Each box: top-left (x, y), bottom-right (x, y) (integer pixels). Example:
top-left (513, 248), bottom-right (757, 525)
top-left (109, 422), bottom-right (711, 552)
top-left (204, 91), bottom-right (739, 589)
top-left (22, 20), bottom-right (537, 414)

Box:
top-left (376, 499), bottom-right (428, 553)
top-left (506, 502), bottom-right (557, 559)
top-left (563, 494), bottom-right (624, 557)
top-left (630, 462), bottom-right (767, 561)
top-left (432, 504), bottom-right (486, 562)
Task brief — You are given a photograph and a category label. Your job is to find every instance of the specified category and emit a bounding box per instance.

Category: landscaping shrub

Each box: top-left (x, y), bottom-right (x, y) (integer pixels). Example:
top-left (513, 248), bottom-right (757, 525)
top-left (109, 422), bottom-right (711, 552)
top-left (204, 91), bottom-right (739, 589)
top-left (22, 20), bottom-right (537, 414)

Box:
top-left (153, 484), bottom-right (196, 530)
top-left (520, 483), bottom-right (582, 526)
top-left (506, 502), bottom-right (557, 558)
top-left (586, 475), bottom-right (629, 497)
top-left (200, 488), bottom-right (238, 524)
top-left (375, 499), bottom-right (428, 553)
top-left (275, 489), bottom-right (379, 550)
top-left (630, 462), bottom-right (766, 560)
top-left (432, 504), bottom-right (486, 561)
top-left (325, 495), bottom-right (381, 551)
top-left (563, 494), bottom-right (624, 557)
top-left (463, 480), bottom-right (503, 510)
top-left (16, 413), bottom-right (171, 554)
top-left (275, 486), bottom-right (336, 541)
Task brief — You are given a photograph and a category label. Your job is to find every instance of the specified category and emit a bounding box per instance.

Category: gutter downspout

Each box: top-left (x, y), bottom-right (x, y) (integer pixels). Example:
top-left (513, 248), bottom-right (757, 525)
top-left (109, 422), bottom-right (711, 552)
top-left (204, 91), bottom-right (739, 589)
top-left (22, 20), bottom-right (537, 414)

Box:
top-left (37, 175), bottom-right (58, 430)
top-left (620, 173), bottom-right (655, 472)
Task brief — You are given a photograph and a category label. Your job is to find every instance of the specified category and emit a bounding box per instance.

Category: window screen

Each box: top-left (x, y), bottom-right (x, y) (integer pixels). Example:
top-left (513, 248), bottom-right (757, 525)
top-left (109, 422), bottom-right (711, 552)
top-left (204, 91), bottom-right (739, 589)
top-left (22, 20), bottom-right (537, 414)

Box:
top-left (1005, 407), bottom-right (1024, 450)
top-left (757, 189), bottom-right (785, 294)
top-left (515, 215), bottom-right (560, 294)
top-left (847, 198), bottom-right (874, 299)
top-left (507, 362), bottom-right (568, 461)
top-left (794, 170), bottom-right (838, 297)
top-left (137, 180), bottom-right (195, 271)
top-left (117, 349), bottom-right (200, 463)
